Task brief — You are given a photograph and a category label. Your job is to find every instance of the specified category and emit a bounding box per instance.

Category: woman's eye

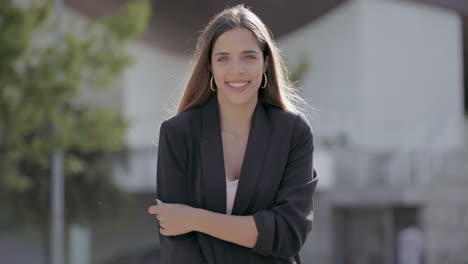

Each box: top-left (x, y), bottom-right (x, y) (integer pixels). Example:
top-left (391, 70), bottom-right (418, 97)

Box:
top-left (217, 56), bottom-right (228, 62)
top-left (245, 55), bottom-right (256, 60)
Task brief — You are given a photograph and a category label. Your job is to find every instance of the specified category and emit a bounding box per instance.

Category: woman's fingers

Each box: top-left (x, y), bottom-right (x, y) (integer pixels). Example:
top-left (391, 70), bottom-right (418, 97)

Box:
top-left (148, 199), bottom-right (166, 214)
top-left (147, 205), bottom-right (158, 214)
top-left (149, 201), bottom-right (167, 235)
top-left (148, 203), bottom-right (166, 215)
top-left (160, 227), bottom-right (167, 236)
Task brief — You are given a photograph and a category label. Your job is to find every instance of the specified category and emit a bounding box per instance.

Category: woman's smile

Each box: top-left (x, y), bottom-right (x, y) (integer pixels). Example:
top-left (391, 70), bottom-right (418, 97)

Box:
top-left (226, 80), bottom-right (251, 92)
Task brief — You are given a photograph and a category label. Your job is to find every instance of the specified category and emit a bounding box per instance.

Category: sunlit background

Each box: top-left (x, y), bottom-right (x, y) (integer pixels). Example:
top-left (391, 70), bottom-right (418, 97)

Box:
top-left (1, 0), bottom-right (467, 263)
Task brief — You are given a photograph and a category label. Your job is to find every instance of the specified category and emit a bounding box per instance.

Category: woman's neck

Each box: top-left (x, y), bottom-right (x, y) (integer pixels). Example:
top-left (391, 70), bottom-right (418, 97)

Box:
top-left (217, 95), bottom-right (257, 136)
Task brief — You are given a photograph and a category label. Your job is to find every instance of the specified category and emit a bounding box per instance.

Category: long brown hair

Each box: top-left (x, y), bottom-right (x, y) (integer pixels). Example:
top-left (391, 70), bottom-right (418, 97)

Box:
top-left (177, 4), bottom-right (306, 114)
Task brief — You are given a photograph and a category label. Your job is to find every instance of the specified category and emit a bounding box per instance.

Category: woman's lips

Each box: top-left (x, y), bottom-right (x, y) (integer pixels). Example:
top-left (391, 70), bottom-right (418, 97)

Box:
top-left (226, 81), bottom-right (250, 92)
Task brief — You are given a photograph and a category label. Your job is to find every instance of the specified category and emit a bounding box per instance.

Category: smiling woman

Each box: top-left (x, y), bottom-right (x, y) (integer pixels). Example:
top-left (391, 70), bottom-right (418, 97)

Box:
top-left (147, 4), bottom-right (318, 264)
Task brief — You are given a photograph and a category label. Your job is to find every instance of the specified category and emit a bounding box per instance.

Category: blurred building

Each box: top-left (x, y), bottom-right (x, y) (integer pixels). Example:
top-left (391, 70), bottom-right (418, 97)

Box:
top-left (280, 1), bottom-right (468, 264)
top-left (2, 0), bottom-right (467, 263)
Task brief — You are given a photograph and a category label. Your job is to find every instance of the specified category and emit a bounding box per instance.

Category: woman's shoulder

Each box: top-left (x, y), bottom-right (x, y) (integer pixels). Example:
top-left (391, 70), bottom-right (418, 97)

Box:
top-left (266, 105), bottom-right (313, 135)
top-left (161, 107), bottom-right (201, 133)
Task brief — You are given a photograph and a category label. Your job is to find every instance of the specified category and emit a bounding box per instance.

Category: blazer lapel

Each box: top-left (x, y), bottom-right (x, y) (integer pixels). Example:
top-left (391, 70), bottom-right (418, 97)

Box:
top-left (200, 95), bottom-right (227, 213)
top-left (200, 95), bottom-right (271, 215)
top-left (232, 99), bottom-right (270, 215)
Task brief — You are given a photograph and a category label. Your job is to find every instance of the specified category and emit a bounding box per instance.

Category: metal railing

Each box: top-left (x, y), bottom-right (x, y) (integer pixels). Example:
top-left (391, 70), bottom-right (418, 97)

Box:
top-left (333, 146), bottom-right (451, 188)
top-left (312, 113), bottom-right (468, 189)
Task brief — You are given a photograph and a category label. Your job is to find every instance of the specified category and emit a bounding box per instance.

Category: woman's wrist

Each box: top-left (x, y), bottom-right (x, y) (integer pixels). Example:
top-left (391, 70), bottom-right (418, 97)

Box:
top-left (190, 207), bottom-right (205, 232)
top-left (188, 207), bottom-right (259, 248)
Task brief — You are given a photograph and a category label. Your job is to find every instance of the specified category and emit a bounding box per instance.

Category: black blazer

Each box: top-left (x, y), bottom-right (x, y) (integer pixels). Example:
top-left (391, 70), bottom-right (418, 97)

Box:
top-left (155, 95), bottom-right (318, 264)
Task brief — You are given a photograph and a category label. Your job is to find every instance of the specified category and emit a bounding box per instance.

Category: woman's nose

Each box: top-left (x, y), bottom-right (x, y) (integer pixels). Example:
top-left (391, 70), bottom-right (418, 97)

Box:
top-left (230, 59), bottom-right (246, 74)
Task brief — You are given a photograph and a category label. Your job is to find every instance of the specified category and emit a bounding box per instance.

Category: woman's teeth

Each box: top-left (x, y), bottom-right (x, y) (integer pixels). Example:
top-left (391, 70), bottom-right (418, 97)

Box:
top-left (228, 82), bottom-right (248, 87)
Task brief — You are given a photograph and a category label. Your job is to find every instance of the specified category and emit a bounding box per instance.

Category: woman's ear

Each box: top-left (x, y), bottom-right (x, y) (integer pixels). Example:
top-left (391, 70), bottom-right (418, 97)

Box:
top-left (263, 55), bottom-right (269, 71)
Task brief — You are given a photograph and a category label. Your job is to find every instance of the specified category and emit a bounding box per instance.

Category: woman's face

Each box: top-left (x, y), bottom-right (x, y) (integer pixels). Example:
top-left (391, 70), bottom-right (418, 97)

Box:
top-left (211, 27), bottom-right (268, 107)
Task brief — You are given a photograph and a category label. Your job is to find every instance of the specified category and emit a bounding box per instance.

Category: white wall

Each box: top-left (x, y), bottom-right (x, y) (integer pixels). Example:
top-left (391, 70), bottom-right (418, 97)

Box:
top-left (122, 42), bottom-right (190, 148)
top-left (280, 0), bottom-right (465, 151)
top-left (359, 0), bottom-right (464, 150)
top-left (279, 0), bottom-right (362, 147)
top-left (111, 43), bottom-right (190, 192)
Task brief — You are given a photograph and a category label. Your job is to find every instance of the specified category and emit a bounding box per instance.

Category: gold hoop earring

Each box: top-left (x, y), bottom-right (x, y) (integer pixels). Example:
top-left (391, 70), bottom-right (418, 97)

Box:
top-left (260, 72), bottom-right (267, 89)
top-left (210, 75), bottom-right (216, 92)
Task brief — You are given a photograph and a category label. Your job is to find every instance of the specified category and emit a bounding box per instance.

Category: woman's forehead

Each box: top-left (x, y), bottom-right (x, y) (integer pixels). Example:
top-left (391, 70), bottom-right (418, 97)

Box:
top-left (212, 27), bottom-right (261, 54)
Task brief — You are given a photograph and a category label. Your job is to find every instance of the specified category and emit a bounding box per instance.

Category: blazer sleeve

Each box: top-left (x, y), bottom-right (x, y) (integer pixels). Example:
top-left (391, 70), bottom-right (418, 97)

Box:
top-left (156, 120), bottom-right (205, 264)
top-left (250, 114), bottom-right (319, 259)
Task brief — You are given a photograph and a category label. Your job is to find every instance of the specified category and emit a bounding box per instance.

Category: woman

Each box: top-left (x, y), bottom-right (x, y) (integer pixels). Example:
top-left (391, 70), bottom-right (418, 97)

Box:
top-left (147, 4), bottom-right (318, 264)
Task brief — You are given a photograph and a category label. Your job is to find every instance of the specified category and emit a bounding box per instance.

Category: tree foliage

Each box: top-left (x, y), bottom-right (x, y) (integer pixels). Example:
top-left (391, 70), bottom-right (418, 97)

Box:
top-left (0, 0), bottom-right (150, 229)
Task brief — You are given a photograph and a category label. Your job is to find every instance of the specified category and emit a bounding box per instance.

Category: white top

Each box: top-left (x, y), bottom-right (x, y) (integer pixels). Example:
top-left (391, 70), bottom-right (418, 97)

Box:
top-left (226, 178), bottom-right (239, 215)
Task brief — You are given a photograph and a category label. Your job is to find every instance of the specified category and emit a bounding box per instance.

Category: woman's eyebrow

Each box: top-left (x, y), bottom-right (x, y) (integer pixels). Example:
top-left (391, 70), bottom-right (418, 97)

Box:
top-left (213, 50), bottom-right (258, 56)
top-left (214, 52), bottom-right (229, 56)
top-left (242, 50), bottom-right (258, 54)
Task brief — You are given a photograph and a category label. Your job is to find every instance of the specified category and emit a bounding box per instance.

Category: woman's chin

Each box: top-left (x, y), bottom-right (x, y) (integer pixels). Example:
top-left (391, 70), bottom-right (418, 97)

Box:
top-left (217, 90), bottom-right (258, 106)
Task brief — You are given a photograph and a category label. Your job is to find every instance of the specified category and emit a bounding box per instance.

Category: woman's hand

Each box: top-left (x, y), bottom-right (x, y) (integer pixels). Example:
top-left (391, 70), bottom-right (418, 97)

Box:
top-left (147, 199), bottom-right (198, 236)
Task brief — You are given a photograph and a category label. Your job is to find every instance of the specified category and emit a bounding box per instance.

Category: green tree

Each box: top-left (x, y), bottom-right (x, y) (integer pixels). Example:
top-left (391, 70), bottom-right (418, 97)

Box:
top-left (289, 52), bottom-right (310, 85)
top-left (0, 0), bottom-right (150, 260)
